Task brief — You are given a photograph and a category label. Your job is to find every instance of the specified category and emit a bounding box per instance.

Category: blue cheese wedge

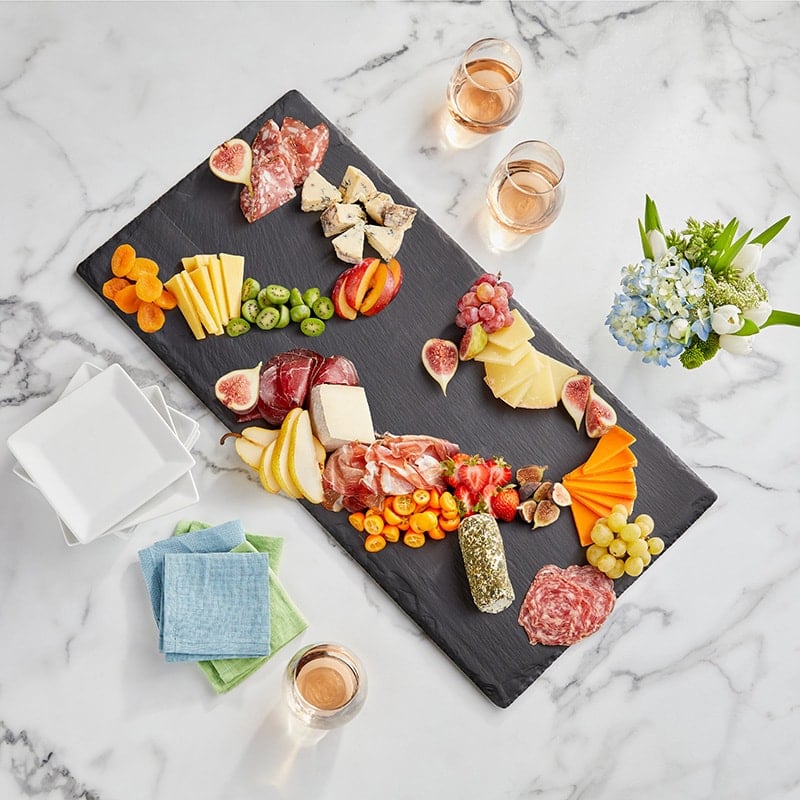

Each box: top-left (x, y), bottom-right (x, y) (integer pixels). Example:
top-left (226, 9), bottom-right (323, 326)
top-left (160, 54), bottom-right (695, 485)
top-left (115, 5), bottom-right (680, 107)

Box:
top-left (339, 165), bottom-right (378, 204)
top-left (364, 192), bottom-right (394, 223)
top-left (332, 223), bottom-right (365, 264)
top-left (301, 170), bottom-right (343, 212)
top-left (320, 203), bottom-right (366, 237)
top-left (308, 384), bottom-right (376, 452)
top-left (382, 203), bottom-right (417, 231)
top-left (364, 224), bottom-right (404, 260)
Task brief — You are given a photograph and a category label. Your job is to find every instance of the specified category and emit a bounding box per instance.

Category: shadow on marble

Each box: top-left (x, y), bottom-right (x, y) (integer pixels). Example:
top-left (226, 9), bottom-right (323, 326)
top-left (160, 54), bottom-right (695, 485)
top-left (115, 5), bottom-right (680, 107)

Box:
top-left (234, 699), bottom-right (342, 799)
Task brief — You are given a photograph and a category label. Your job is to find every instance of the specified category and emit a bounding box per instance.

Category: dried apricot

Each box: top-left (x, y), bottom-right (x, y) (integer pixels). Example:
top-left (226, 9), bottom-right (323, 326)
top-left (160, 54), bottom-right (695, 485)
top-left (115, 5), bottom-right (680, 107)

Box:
top-left (137, 302), bottom-right (166, 333)
top-left (127, 257), bottom-right (160, 281)
top-left (110, 244), bottom-right (136, 277)
top-left (113, 283), bottom-right (142, 314)
top-left (135, 274), bottom-right (163, 303)
top-left (154, 287), bottom-right (178, 310)
top-left (102, 277), bottom-right (131, 300)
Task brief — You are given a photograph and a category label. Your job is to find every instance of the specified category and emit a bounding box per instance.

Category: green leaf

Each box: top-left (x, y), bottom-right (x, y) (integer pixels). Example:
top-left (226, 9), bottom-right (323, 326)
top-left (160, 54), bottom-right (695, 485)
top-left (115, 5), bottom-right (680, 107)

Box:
top-left (639, 219), bottom-right (653, 260)
top-left (716, 228), bottom-right (752, 271)
top-left (760, 309), bottom-right (800, 328)
top-left (644, 195), bottom-right (663, 233)
top-left (708, 218), bottom-right (739, 270)
top-left (750, 215), bottom-right (790, 247)
top-left (734, 319), bottom-right (760, 336)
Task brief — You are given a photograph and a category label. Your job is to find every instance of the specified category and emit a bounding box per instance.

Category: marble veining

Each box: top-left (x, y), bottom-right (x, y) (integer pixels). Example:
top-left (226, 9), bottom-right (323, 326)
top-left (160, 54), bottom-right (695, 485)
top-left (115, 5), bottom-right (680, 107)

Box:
top-left (1, 2), bottom-right (799, 799)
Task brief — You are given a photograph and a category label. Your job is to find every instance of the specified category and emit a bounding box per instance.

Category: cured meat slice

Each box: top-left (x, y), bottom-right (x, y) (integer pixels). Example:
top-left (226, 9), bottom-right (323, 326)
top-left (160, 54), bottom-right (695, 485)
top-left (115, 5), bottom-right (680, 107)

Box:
top-left (240, 155), bottom-right (296, 223)
top-left (251, 119), bottom-right (283, 160)
top-left (310, 354), bottom-right (359, 389)
top-left (293, 123), bottom-right (329, 180)
top-left (518, 564), bottom-right (615, 647)
top-left (281, 117), bottom-right (310, 139)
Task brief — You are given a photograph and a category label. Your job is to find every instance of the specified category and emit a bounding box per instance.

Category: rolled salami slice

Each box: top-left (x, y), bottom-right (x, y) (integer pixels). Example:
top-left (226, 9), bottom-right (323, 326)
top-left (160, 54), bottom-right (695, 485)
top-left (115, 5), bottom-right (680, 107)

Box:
top-left (458, 514), bottom-right (515, 614)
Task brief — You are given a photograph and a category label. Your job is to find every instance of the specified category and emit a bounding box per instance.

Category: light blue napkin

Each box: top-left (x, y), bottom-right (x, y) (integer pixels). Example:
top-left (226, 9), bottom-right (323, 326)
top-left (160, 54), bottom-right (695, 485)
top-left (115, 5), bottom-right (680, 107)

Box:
top-left (137, 519), bottom-right (246, 632)
top-left (160, 552), bottom-right (271, 661)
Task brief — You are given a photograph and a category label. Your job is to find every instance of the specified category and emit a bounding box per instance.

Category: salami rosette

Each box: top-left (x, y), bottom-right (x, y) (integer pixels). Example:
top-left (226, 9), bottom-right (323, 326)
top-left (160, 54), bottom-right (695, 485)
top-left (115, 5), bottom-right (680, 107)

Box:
top-left (458, 513), bottom-right (515, 614)
top-left (517, 564), bottom-right (616, 646)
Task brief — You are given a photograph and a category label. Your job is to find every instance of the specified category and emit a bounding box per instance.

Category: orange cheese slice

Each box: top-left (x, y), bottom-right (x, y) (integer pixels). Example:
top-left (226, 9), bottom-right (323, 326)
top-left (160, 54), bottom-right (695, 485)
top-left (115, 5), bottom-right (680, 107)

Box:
top-left (570, 499), bottom-right (602, 547)
top-left (566, 485), bottom-right (636, 509)
top-left (581, 450), bottom-right (638, 476)
top-left (569, 489), bottom-right (631, 519)
top-left (582, 427), bottom-right (637, 474)
top-left (563, 468), bottom-right (636, 488)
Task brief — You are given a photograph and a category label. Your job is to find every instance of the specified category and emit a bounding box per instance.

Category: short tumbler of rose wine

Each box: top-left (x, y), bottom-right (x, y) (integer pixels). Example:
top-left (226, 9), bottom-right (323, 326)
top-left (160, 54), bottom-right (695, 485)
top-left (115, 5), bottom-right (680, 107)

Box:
top-left (485, 140), bottom-right (565, 249)
top-left (283, 643), bottom-right (367, 735)
top-left (444, 38), bottom-right (523, 147)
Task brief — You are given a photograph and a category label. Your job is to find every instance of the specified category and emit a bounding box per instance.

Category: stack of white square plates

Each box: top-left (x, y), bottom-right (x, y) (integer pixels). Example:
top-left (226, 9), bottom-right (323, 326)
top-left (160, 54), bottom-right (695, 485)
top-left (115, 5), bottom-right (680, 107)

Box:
top-left (7, 363), bottom-right (200, 546)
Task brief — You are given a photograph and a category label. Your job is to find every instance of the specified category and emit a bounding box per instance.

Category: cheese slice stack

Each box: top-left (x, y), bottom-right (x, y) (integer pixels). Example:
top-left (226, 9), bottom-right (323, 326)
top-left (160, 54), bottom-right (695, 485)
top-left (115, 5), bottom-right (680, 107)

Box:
top-left (165, 252), bottom-right (244, 340)
top-left (561, 426), bottom-right (639, 546)
top-left (476, 309), bottom-right (578, 409)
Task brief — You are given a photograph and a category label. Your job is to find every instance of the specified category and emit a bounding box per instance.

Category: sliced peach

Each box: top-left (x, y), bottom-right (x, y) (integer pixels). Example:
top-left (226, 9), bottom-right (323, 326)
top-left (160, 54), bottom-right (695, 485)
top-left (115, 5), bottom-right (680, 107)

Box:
top-left (386, 258), bottom-right (404, 301)
top-left (360, 261), bottom-right (395, 316)
top-left (332, 270), bottom-right (358, 320)
top-left (343, 257), bottom-right (380, 311)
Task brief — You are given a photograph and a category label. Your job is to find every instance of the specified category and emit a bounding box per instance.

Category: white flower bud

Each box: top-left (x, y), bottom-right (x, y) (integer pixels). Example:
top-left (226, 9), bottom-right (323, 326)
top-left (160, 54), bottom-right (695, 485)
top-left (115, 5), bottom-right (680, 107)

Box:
top-left (711, 304), bottom-right (744, 335)
top-left (731, 243), bottom-right (762, 277)
top-left (719, 333), bottom-right (753, 355)
top-left (647, 229), bottom-right (668, 260)
top-left (669, 318), bottom-right (689, 340)
top-left (742, 300), bottom-right (772, 328)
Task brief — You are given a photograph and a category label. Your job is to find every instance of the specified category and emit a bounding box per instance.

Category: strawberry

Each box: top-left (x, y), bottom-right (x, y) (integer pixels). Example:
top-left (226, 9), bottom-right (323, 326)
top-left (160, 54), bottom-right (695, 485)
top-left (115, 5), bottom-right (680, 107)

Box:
top-left (455, 458), bottom-right (490, 495)
top-left (491, 486), bottom-right (520, 523)
top-left (441, 453), bottom-right (471, 487)
top-left (454, 484), bottom-right (477, 516)
top-left (485, 457), bottom-right (512, 487)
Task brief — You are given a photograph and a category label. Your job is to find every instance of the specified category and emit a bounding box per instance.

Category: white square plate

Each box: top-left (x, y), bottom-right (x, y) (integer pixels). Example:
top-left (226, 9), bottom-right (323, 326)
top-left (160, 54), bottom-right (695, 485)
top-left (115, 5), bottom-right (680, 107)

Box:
top-left (7, 364), bottom-right (195, 543)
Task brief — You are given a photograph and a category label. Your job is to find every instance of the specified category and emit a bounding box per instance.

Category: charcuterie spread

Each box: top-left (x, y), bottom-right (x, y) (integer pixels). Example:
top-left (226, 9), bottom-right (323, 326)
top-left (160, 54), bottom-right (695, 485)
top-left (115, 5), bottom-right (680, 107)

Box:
top-left (76, 90), bottom-right (717, 707)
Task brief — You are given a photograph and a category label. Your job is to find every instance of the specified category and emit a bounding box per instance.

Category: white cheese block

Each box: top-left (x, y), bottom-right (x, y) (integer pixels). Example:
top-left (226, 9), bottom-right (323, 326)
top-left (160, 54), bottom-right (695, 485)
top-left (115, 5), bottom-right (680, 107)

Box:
top-left (486, 309), bottom-right (535, 350)
top-left (383, 203), bottom-right (417, 231)
top-left (339, 165), bottom-right (378, 204)
top-left (301, 170), bottom-right (343, 212)
top-left (320, 203), bottom-right (366, 237)
top-left (308, 384), bottom-right (376, 452)
top-left (365, 224), bottom-right (404, 260)
top-left (364, 192), bottom-right (394, 223)
top-left (332, 223), bottom-right (365, 264)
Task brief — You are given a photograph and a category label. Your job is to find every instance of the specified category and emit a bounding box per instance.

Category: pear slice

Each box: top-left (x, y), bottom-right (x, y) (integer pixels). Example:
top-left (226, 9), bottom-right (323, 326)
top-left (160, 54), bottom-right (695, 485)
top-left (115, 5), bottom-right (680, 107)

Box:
top-left (271, 409), bottom-right (304, 499)
top-left (312, 435), bottom-right (326, 470)
top-left (288, 410), bottom-right (325, 504)
top-left (258, 440), bottom-right (281, 494)
top-left (242, 426), bottom-right (279, 448)
top-left (234, 437), bottom-right (265, 471)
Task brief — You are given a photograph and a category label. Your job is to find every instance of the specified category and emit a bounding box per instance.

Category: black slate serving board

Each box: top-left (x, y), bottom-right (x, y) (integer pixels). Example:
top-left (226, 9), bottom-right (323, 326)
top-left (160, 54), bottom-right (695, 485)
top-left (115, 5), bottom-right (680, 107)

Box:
top-left (77, 90), bottom-right (716, 707)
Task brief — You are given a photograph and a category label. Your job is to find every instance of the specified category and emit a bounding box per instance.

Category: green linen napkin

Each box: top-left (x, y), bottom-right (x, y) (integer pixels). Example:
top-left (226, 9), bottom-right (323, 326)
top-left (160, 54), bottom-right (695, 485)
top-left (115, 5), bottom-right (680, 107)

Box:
top-left (173, 520), bottom-right (308, 693)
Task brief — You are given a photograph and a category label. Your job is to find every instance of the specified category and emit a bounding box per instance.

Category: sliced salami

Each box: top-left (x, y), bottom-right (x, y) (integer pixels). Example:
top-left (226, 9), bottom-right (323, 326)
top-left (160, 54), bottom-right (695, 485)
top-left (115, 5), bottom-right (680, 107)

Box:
top-left (240, 154), bottom-right (296, 223)
top-left (294, 123), bottom-right (329, 180)
top-left (518, 564), bottom-right (615, 647)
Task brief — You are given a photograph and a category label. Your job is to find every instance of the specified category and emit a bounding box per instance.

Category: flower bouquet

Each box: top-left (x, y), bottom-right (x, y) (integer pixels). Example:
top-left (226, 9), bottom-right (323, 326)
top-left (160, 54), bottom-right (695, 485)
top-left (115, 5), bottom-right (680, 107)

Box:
top-left (606, 196), bottom-right (799, 368)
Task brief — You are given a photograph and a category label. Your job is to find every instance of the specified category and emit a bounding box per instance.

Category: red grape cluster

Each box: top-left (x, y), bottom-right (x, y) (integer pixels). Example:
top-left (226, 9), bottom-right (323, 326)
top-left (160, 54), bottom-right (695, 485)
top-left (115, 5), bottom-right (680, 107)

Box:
top-left (455, 273), bottom-right (514, 334)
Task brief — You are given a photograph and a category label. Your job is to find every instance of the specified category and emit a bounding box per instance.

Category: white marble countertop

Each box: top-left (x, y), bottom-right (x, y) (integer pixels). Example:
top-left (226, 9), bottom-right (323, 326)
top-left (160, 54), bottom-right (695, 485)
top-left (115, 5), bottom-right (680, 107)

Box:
top-left (2, 2), bottom-right (799, 798)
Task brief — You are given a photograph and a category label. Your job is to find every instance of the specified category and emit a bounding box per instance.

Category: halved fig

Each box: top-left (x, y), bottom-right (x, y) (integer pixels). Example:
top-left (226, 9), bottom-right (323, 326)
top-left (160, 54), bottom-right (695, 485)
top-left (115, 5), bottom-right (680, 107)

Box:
top-left (422, 338), bottom-right (458, 396)
top-left (561, 374), bottom-right (592, 430)
top-left (517, 464), bottom-right (548, 484)
top-left (209, 138), bottom-right (253, 191)
top-left (533, 481), bottom-right (554, 502)
top-left (459, 322), bottom-right (488, 361)
top-left (585, 386), bottom-right (618, 439)
top-left (533, 499), bottom-right (560, 529)
top-left (518, 499), bottom-right (538, 524)
top-left (215, 362), bottom-right (262, 414)
top-left (551, 482), bottom-right (572, 507)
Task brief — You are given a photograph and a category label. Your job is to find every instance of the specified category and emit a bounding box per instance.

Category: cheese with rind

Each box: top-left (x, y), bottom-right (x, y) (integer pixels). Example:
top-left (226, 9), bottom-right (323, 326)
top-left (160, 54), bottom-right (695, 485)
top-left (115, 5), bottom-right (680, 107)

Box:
top-left (301, 170), bottom-right (342, 212)
top-left (364, 224), bottom-right (404, 260)
top-left (320, 203), bottom-right (366, 237)
top-left (308, 384), bottom-right (376, 452)
top-left (339, 165), bottom-right (378, 203)
top-left (332, 224), bottom-right (365, 264)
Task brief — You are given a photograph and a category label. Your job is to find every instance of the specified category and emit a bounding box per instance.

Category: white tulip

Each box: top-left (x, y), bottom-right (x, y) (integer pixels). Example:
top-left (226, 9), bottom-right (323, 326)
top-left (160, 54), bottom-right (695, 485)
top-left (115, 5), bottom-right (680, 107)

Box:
top-left (731, 243), bottom-right (762, 277)
top-left (711, 304), bottom-right (744, 335)
top-left (742, 300), bottom-right (772, 328)
top-left (669, 318), bottom-right (689, 340)
top-left (719, 333), bottom-right (753, 355)
top-left (647, 229), bottom-right (668, 260)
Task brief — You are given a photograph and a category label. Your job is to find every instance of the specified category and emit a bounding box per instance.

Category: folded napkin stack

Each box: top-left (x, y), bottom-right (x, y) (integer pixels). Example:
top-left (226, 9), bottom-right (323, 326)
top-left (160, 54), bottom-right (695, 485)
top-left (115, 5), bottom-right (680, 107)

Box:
top-left (138, 519), bottom-right (308, 692)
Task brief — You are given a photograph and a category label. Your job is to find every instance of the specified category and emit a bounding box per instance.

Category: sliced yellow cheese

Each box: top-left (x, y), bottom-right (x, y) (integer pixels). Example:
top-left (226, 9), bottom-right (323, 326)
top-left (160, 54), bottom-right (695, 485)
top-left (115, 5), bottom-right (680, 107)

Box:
top-left (219, 253), bottom-right (245, 320)
top-left (516, 351), bottom-right (557, 409)
top-left (499, 371), bottom-right (535, 407)
top-left (536, 351), bottom-right (578, 396)
top-left (179, 270), bottom-right (220, 335)
top-left (188, 265), bottom-right (222, 334)
top-left (473, 339), bottom-right (530, 367)
top-left (207, 255), bottom-right (229, 326)
top-left (484, 346), bottom-right (539, 399)
top-left (486, 309), bottom-right (535, 351)
top-left (164, 274), bottom-right (205, 340)
top-left (181, 256), bottom-right (197, 270)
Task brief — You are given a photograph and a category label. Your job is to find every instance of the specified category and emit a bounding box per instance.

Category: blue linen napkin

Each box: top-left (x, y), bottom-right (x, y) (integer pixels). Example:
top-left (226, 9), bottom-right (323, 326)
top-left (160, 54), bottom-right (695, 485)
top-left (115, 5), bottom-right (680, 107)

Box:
top-left (160, 551), bottom-right (271, 661)
top-left (137, 519), bottom-right (246, 632)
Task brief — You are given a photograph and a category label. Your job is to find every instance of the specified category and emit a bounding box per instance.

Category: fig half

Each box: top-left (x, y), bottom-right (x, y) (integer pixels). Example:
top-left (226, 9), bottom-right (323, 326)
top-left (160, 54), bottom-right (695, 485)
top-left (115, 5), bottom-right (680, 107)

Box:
top-left (209, 138), bottom-right (253, 192)
top-left (214, 362), bottom-right (262, 414)
top-left (422, 338), bottom-right (458, 396)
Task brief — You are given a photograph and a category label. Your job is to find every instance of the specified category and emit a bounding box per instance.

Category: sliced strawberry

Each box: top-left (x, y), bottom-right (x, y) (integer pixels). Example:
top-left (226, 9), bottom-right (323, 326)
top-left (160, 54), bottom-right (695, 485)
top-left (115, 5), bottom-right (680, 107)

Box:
top-left (455, 458), bottom-right (490, 495)
top-left (454, 484), bottom-right (477, 516)
top-left (485, 457), bottom-right (512, 487)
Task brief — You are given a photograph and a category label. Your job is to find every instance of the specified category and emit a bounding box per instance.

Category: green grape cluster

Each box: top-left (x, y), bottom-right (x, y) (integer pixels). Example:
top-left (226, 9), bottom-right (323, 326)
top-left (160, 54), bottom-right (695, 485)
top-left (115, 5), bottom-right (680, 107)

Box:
top-left (586, 505), bottom-right (664, 580)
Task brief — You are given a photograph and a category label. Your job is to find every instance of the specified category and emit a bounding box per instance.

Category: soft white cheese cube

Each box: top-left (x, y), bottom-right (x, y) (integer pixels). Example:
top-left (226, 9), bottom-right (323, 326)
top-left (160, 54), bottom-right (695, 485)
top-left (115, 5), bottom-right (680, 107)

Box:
top-left (308, 384), bottom-right (376, 452)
